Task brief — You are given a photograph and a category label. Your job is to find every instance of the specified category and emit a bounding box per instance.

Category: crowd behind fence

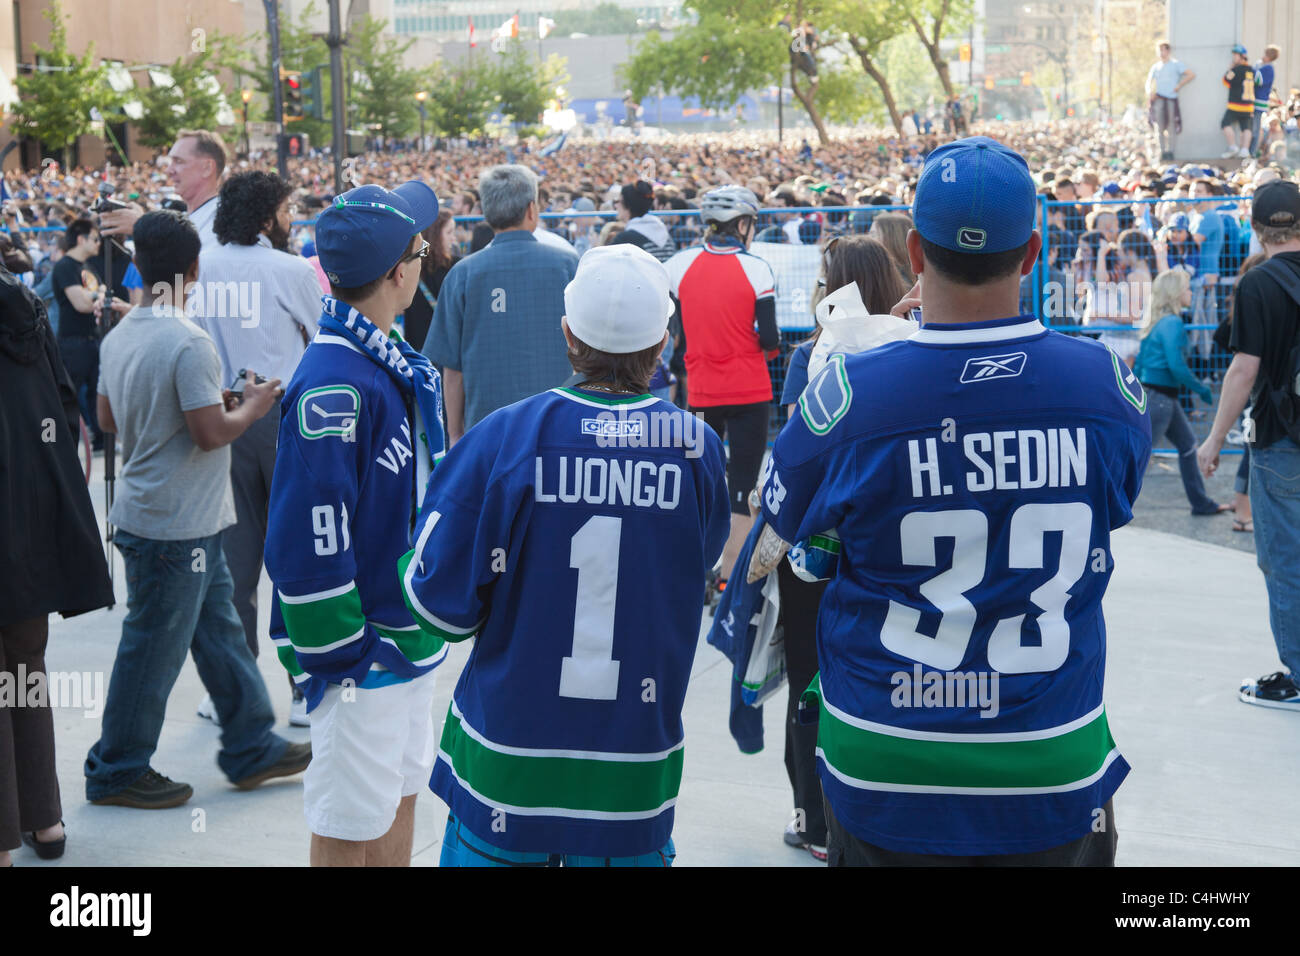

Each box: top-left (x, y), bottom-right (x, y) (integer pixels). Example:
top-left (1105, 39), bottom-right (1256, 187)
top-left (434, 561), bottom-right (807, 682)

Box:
top-left (16, 196), bottom-right (1254, 456)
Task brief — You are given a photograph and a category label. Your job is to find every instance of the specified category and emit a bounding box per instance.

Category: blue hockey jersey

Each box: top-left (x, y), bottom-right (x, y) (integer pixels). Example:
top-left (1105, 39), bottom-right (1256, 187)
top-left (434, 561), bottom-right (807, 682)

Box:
top-left (265, 328), bottom-right (449, 711)
top-left (761, 315), bottom-right (1152, 856)
top-left (401, 387), bottom-right (730, 857)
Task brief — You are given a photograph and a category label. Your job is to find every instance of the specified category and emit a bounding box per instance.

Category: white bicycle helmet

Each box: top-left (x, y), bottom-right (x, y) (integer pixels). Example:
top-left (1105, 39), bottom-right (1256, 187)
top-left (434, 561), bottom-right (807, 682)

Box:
top-left (699, 184), bottom-right (761, 224)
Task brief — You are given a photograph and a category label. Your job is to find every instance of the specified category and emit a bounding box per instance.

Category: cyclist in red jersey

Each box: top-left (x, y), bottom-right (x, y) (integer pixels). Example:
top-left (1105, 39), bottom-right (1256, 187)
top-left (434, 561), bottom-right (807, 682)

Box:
top-left (665, 185), bottom-right (780, 588)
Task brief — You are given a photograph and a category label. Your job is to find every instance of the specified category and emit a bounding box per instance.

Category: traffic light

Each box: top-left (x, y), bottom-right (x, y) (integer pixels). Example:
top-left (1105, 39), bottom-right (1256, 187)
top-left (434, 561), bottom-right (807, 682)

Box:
top-left (1021, 71), bottom-right (1033, 86)
top-left (302, 66), bottom-right (324, 121)
top-left (959, 43), bottom-right (971, 63)
top-left (282, 70), bottom-right (303, 120)
top-left (984, 75), bottom-right (995, 90)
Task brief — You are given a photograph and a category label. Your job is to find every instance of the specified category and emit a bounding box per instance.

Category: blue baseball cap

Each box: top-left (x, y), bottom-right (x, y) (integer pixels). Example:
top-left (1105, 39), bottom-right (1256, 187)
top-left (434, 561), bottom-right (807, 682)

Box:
top-left (1101, 181), bottom-right (1122, 196)
top-left (913, 136), bottom-right (1035, 253)
top-left (315, 181), bottom-right (439, 287)
top-left (1232, 43), bottom-right (1247, 56)
top-left (1168, 212), bottom-right (1190, 230)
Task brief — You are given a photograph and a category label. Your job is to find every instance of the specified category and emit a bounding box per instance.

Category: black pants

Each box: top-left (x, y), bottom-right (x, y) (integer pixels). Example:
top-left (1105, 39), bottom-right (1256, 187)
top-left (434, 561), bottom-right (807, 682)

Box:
top-left (0, 617), bottom-right (61, 851)
top-left (693, 402), bottom-right (771, 514)
top-left (224, 409), bottom-right (278, 659)
top-left (777, 559), bottom-right (827, 845)
top-left (57, 335), bottom-right (102, 447)
top-left (825, 798), bottom-right (1118, 867)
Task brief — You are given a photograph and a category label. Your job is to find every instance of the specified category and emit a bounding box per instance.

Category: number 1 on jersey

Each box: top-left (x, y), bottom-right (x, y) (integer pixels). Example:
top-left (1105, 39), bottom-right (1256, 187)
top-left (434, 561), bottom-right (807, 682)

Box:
top-left (559, 515), bottom-right (622, 700)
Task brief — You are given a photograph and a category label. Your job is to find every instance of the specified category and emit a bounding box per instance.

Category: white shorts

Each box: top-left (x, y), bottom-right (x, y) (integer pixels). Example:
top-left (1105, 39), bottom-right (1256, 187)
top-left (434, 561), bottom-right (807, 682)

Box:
top-left (303, 670), bottom-right (438, 842)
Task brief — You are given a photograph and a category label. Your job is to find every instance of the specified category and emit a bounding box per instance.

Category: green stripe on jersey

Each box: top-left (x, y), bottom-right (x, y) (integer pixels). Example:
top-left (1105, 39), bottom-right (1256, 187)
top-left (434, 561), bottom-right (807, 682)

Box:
top-left (398, 549), bottom-right (479, 643)
top-left (440, 707), bottom-right (684, 815)
top-left (373, 622), bottom-right (445, 665)
top-left (809, 677), bottom-right (1118, 791)
top-left (278, 585), bottom-right (366, 652)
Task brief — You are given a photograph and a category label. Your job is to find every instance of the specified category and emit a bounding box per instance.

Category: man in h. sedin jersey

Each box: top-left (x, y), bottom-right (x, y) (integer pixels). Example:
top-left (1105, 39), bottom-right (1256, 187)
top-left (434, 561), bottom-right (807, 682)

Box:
top-left (759, 137), bottom-right (1152, 865)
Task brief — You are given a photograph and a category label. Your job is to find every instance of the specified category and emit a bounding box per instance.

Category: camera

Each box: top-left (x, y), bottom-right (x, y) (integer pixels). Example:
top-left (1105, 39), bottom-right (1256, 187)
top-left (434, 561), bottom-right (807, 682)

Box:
top-left (228, 368), bottom-right (269, 404)
top-left (90, 196), bottom-right (128, 214)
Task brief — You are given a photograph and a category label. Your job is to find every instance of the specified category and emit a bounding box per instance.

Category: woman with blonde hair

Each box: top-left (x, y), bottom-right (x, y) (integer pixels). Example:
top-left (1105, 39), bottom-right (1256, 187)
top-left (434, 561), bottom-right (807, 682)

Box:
top-left (1134, 267), bottom-right (1232, 515)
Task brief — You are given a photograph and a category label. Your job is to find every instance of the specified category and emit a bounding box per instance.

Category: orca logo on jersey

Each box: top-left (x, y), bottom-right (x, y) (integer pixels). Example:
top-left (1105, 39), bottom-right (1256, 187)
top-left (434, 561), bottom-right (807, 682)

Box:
top-left (799, 352), bottom-right (852, 435)
top-left (1110, 348), bottom-right (1147, 413)
top-left (298, 385), bottom-right (360, 440)
top-left (957, 227), bottom-right (987, 250)
top-left (959, 351), bottom-right (1027, 383)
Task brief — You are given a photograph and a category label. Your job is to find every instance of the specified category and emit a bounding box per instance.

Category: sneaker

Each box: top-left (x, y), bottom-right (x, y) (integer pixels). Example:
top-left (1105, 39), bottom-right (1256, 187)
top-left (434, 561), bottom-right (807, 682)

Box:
top-left (289, 689), bottom-right (309, 727)
top-left (1239, 672), bottom-right (1300, 710)
top-left (1221, 148), bottom-right (1241, 158)
top-left (90, 768), bottom-right (193, 809)
top-left (1239, 146), bottom-right (1252, 158)
top-left (232, 741), bottom-right (312, 790)
top-left (196, 693), bottom-right (220, 727)
top-left (783, 820), bottom-right (828, 861)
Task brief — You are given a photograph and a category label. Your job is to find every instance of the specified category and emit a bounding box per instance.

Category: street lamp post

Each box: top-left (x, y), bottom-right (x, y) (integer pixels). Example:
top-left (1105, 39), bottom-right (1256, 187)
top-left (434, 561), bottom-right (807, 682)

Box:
top-left (415, 90), bottom-right (427, 149)
top-left (241, 88), bottom-right (252, 157)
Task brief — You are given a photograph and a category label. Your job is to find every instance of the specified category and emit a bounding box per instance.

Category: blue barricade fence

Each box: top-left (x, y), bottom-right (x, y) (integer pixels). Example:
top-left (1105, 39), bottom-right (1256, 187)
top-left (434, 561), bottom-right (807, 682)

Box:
top-left (15, 195), bottom-right (1250, 456)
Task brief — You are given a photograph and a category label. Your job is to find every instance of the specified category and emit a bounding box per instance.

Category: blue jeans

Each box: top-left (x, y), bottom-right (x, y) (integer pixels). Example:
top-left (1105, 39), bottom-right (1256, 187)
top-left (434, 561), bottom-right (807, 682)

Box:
top-left (440, 815), bottom-right (675, 867)
top-left (84, 531), bottom-right (287, 799)
top-left (1249, 439), bottom-right (1300, 678)
top-left (1146, 391), bottom-right (1220, 513)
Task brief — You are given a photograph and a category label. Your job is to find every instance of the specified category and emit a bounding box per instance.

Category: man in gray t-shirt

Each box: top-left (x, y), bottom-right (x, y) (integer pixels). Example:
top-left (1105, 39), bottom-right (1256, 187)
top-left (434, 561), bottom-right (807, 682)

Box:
top-left (85, 210), bottom-right (311, 810)
top-left (98, 306), bottom-right (236, 540)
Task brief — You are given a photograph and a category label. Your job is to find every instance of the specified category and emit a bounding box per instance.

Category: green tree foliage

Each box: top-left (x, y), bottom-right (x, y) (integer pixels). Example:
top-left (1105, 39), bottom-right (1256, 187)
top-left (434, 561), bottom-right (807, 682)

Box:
top-left (487, 45), bottom-right (570, 125)
top-left (424, 59), bottom-right (496, 139)
top-left (134, 44), bottom-right (234, 149)
top-left (347, 16), bottom-right (429, 139)
top-left (906, 0), bottom-right (975, 100)
top-left (241, 0), bottom-right (331, 143)
top-left (552, 2), bottom-right (644, 37)
top-left (10, 0), bottom-right (119, 168)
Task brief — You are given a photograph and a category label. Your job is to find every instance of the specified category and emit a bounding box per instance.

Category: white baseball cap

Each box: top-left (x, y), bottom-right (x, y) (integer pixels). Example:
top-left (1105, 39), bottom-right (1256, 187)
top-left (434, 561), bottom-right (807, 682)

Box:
top-left (563, 245), bottom-right (673, 353)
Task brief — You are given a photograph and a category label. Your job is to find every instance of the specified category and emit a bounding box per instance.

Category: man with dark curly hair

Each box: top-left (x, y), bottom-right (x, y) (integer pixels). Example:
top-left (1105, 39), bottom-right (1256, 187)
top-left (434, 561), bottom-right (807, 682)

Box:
top-left (191, 170), bottom-right (324, 728)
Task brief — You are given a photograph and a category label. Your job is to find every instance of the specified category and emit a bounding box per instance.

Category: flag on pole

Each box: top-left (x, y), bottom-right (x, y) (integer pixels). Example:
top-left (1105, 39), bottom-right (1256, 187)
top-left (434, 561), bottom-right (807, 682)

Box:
top-left (496, 15), bottom-right (519, 40)
top-left (538, 16), bottom-right (555, 39)
top-left (468, 15), bottom-right (476, 47)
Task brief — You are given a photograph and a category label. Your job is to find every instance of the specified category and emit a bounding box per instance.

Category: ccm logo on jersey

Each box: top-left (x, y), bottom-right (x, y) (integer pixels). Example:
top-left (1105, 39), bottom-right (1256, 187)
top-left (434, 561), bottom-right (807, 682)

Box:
top-left (298, 385), bottom-right (360, 440)
top-left (960, 352), bottom-right (1027, 384)
top-left (581, 417), bottom-right (643, 438)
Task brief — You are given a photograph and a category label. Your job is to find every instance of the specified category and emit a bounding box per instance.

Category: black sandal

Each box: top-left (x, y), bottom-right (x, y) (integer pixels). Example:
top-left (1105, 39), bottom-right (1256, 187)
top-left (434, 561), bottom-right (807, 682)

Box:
top-left (22, 821), bottom-right (65, 860)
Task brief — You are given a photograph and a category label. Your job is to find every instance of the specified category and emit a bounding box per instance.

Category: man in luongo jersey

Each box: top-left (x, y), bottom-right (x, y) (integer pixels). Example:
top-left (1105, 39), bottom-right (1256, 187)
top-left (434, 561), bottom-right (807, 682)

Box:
top-left (760, 137), bottom-right (1152, 865)
top-left (264, 181), bottom-right (448, 866)
top-left (401, 244), bottom-right (730, 866)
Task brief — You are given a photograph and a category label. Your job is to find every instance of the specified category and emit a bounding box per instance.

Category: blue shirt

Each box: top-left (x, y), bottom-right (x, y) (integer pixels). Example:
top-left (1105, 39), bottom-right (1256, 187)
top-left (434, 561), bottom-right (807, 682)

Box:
top-left (423, 229), bottom-right (578, 431)
top-left (1191, 208), bottom-right (1224, 278)
top-left (760, 315), bottom-right (1151, 855)
top-left (1135, 313), bottom-right (1211, 402)
top-left (1255, 61), bottom-right (1275, 110)
top-left (1148, 58), bottom-right (1187, 98)
top-left (780, 340), bottom-right (815, 405)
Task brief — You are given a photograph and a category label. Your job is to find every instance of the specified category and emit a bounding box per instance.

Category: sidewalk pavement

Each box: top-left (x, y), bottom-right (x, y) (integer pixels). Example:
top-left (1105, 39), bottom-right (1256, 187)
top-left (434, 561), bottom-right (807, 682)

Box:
top-left (16, 462), bottom-right (1297, 867)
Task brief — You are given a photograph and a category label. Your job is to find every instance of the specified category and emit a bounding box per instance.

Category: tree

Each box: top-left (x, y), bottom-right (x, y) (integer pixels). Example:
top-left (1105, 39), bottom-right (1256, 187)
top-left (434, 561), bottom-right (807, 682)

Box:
top-left (134, 45), bottom-right (234, 149)
top-left (624, 0), bottom-right (846, 144)
top-left (425, 60), bottom-right (495, 139)
top-left (906, 0), bottom-right (975, 101)
top-left (241, 0), bottom-right (331, 144)
top-left (552, 3), bottom-right (643, 37)
top-left (10, 0), bottom-right (119, 168)
top-left (829, 0), bottom-right (911, 133)
top-left (347, 16), bottom-right (429, 139)
top-left (487, 45), bottom-right (570, 125)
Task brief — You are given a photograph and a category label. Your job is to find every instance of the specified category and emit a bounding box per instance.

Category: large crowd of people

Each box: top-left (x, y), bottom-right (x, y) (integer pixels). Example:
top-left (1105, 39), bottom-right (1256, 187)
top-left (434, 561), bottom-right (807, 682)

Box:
top-left (4, 68), bottom-right (1300, 869)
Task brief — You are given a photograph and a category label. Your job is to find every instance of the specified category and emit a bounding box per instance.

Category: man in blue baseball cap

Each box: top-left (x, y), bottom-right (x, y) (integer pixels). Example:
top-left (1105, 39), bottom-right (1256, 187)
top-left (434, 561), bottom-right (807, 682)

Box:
top-left (264, 180), bottom-right (453, 866)
top-left (1221, 44), bottom-right (1256, 159)
top-left (756, 135), bottom-right (1152, 866)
